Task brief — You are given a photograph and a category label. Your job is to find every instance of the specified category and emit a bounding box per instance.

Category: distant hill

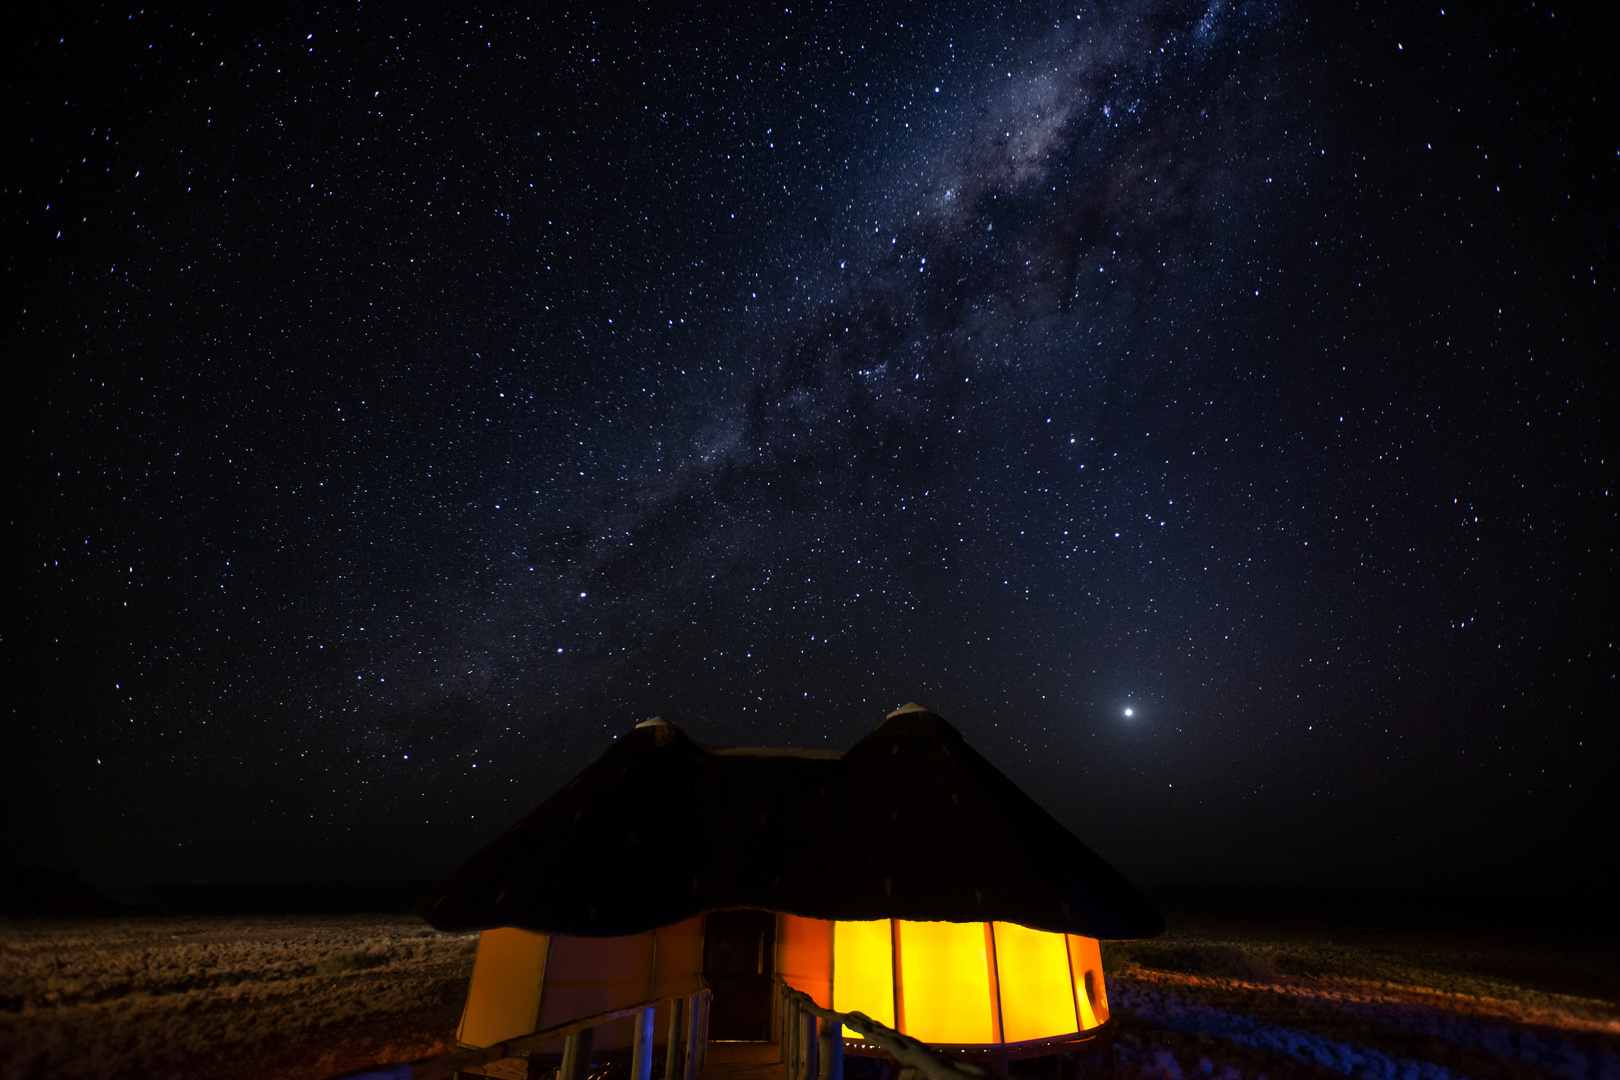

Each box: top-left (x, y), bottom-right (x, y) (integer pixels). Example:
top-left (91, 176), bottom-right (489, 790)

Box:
top-left (0, 867), bottom-right (139, 918)
top-left (132, 880), bottom-right (435, 916)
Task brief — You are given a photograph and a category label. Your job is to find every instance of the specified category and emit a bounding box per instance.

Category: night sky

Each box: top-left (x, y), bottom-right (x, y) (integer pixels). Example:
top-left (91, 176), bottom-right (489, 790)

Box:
top-left (7, 2), bottom-right (1613, 900)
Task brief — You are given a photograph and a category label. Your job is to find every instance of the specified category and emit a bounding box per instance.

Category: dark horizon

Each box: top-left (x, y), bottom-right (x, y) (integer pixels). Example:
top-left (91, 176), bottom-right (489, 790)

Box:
top-left (11, 864), bottom-right (1617, 934)
top-left (6, 2), bottom-right (1612, 901)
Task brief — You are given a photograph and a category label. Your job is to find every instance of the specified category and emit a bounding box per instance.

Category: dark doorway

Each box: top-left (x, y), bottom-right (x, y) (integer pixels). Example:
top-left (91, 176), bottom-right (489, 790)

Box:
top-left (702, 909), bottom-right (777, 1040)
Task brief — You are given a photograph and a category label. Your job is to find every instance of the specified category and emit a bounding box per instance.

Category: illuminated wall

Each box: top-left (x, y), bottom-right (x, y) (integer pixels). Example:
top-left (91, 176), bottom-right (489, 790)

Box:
top-left (459, 913), bottom-right (1110, 1051)
top-left (781, 915), bottom-right (1109, 1046)
top-left (457, 917), bottom-right (705, 1050)
top-left (459, 926), bottom-right (550, 1049)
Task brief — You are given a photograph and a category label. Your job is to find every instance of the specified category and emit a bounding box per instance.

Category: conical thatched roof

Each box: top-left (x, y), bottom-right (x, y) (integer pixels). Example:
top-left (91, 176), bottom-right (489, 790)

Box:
top-left (415, 705), bottom-right (1162, 940)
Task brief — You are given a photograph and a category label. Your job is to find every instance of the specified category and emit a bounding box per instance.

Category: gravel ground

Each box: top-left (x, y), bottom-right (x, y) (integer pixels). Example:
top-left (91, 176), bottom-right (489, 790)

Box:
top-left (1092, 927), bottom-right (1620, 1080)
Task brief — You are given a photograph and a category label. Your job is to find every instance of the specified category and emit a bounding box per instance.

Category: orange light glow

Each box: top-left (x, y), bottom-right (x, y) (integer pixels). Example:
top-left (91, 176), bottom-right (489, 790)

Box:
top-left (896, 920), bottom-right (996, 1044)
top-left (831, 919), bottom-right (895, 1030)
top-left (992, 922), bottom-right (1079, 1042)
top-left (793, 919), bottom-right (1108, 1046)
top-left (1066, 934), bottom-right (1109, 1029)
top-left (458, 927), bottom-right (549, 1047)
top-left (779, 915), bottom-right (834, 1010)
top-left (466, 915), bottom-right (1109, 1053)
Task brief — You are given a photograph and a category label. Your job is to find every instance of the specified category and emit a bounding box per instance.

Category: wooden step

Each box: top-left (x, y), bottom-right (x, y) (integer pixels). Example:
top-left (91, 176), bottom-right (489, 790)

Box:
top-left (700, 1041), bottom-right (783, 1080)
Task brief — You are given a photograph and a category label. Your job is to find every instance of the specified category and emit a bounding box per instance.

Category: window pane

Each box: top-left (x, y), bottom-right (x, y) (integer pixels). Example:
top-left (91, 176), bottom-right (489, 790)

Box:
top-left (896, 921), bottom-right (994, 1044)
top-left (992, 922), bottom-right (1078, 1042)
top-left (833, 920), bottom-right (895, 1030)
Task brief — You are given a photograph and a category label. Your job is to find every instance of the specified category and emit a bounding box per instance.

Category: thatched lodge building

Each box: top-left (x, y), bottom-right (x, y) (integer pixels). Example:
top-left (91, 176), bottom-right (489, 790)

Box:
top-left (416, 703), bottom-right (1162, 1060)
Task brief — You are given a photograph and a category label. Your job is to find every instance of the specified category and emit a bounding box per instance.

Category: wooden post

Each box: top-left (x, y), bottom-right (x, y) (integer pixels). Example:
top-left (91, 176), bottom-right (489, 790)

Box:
top-left (698, 991), bottom-right (712, 1070)
top-left (665, 997), bottom-right (684, 1080)
top-left (683, 993), bottom-right (701, 1080)
top-left (632, 1006), bottom-right (655, 1080)
top-left (560, 1026), bottom-right (595, 1080)
top-left (817, 1019), bottom-right (842, 1080)
top-left (784, 994), bottom-right (798, 1079)
top-left (801, 1006), bottom-right (817, 1080)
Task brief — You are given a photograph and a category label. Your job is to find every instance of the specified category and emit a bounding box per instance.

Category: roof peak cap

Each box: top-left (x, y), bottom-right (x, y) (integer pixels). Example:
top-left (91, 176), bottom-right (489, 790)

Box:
top-left (885, 701), bottom-right (936, 720)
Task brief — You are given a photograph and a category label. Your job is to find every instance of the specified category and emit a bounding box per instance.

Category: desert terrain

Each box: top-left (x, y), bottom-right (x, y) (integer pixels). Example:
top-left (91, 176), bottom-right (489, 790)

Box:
top-left (2, 895), bottom-right (1616, 1080)
top-left (0, 915), bottom-right (476, 1079)
top-left (1094, 914), bottom-right (1620, 1080)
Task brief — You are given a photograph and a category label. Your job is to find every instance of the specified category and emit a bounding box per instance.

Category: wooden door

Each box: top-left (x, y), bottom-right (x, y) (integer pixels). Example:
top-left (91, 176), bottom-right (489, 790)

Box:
top-left (702, 909), bottom-right (777, 1040)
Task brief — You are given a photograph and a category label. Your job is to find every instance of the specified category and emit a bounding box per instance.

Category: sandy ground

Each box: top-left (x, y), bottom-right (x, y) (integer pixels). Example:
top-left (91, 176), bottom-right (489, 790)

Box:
top-left (3, 913), bottom-right (1617, 1080)
top-left (0, 915), bottom-right (476, 1080)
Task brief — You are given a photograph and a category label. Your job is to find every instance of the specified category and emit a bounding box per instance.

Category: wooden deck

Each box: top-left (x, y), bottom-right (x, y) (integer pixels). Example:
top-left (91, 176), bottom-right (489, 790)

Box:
top-left (700, 1041), bottom-right (783, 1080)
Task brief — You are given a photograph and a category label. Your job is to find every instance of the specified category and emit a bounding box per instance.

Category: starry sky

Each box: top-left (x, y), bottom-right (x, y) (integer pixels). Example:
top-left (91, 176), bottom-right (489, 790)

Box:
top-left (7, 2), bottom-right (1613, 900)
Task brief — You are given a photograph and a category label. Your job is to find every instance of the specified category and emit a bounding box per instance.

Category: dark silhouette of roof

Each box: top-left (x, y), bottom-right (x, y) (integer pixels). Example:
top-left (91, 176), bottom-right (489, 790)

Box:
top-left (416, 705), bottom-right (1163, 940)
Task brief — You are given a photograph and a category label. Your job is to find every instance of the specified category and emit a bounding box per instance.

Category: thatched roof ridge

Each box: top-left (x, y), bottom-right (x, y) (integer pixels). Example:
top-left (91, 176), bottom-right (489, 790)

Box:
top-left (415, 707), bottom-right (1162, 940)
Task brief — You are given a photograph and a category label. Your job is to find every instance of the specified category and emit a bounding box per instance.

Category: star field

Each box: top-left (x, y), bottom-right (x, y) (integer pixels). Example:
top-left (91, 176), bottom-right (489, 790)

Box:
top-left (6, 1), bottom-right (1612, 896)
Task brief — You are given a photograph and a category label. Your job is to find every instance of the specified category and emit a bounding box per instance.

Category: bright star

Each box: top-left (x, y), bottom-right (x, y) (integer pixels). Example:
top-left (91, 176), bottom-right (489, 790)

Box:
top-left (1123, 707), bottom-right (1134, 717)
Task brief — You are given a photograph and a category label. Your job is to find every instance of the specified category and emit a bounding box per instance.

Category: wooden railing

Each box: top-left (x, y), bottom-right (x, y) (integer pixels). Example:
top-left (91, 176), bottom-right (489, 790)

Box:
top-left (777, 983), bottom-right (990, 1080)
top-left (330, 988), bottom-right (713, 1080)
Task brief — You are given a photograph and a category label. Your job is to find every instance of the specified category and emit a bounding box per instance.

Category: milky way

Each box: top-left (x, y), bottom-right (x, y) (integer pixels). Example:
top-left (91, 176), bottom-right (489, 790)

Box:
top-left (9, 2), bottom-right (1610, 893)
top-left (550, 0), bottom-right (1317, 691)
